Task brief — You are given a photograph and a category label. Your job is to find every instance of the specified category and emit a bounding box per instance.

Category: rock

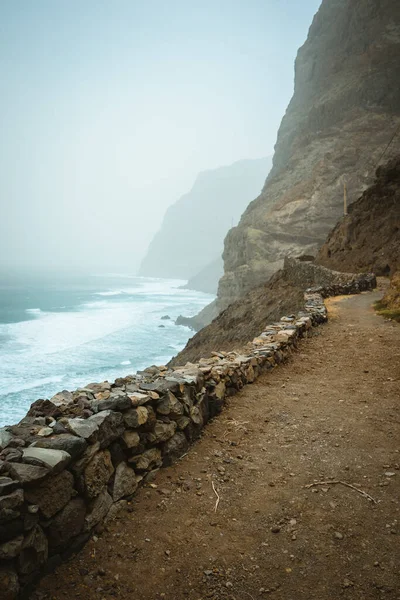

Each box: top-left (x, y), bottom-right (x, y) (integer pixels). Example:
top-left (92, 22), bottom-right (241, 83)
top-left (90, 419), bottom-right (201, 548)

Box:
top-left (0, 429), bottom-right (12, 451)
top-left (84, 382), bottom-right (111, 394)
top-left (176, 416), bottom-right (191, 430)
top-left (37, 427), bottom-right (54, 437)
top-left (0, 477), bottom-right (21, 496)
top-left (0, 534), bottom-right (24, 559)
top-left (271, 526), bottom-right (281, 533)
top-left (129, 448), bottom-right (162, 471)
top-left (24, 471), bottom-right (74, 519)
top-left (50, 390), bottom-right (74, 407)
top-left (147, 421), bottom-right (177, 444)
top-left (156, 392), bottom-right (184, 418)
top-left (121, 431), bottom-right (140, 449)
top-left (161, 315), bottom-right (171, 320)
top-left (124, 407), bottom-right (148, 428)
top-left (113, 463), bottom-right (138, 501)
top-left (22, 447), bottom-right (71, 473)
top-left (18, 525), bottom-right (48, 576)
top-left (8, 463), bottom-right (49, 485)
top-left (334, 531), bottom-right (344, 540)
top-left (65, 418), bottom-right (99, 441)
top-left (189, 406), bottom-right (203, 426)
top-left (0, 567), bottom-right (19, 600)
top-left (70, 442), bottom-right (101, 476)
top-left (0, 489), bottom-right (24, 521)
top-left (162, 432), bottom-right (189, 466)
top-left (141, 378), bottom-right (180, 395)
top-left (128, 392), bottom-right (152, 407)
top-left (84, 450), bottom-right (114, 498)
top-left (47, 498), bottom-right (86, 548)
top-left (97, 396), bottom-right (131, 412)
top-left (88, 411), bottom-right (124, 448)
top-left (84, 489), bottom-right (113, 532)
top-left (0, 519), bottom-right (24, 544)
top-left (32, 434), bottom-right (87, 460)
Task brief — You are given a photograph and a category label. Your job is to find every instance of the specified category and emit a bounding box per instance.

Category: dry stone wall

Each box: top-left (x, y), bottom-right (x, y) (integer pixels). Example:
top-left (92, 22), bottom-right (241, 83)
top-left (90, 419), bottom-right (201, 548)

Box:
top-left (0, 268), bottom-right (376, 599)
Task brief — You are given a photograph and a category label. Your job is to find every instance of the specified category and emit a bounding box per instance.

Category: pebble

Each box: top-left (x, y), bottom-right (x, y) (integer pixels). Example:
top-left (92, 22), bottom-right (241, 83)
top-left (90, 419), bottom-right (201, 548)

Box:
top-left (334, 532), bottom-right (344, 540)
top-left (271, 526), bottom-right (281, 533)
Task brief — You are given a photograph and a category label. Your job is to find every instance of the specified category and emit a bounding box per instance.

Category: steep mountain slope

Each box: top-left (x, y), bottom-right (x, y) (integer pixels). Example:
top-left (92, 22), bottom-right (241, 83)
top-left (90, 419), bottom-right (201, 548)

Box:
top-left (218, 0), bottom-right (400, 310)
top-left (139, 157), bottom-right (271, 286)
top-left (317, 155), bottom-right (400, 275)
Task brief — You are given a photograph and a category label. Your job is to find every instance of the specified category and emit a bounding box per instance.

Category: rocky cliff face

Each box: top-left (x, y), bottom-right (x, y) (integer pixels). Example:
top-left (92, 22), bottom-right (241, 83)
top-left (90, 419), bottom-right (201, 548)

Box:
top-left (218, 0), bottom-right (400, 309)
top-left (317, 155), bottom-right (400, 275)
top-left (139, 157), bottom-right (271, 291)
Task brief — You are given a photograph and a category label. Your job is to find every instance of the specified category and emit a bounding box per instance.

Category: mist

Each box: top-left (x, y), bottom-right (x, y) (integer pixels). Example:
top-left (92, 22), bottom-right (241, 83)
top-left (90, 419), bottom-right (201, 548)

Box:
top-left (0, 0), bottom-right (321, 274)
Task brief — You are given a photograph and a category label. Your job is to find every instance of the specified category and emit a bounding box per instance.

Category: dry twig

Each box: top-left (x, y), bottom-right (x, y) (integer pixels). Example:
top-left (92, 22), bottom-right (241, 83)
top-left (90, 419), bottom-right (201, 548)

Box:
top-left (212, 481), bottom-right (220, 512)
top-left (305, 480), bottom-right (377, 504)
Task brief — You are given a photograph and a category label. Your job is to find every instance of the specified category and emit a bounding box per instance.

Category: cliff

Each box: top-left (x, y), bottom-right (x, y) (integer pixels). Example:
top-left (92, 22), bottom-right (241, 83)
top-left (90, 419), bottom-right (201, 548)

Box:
top-left (218, 0), bottom-right (400, 310)
top-left (170, 257), bottom-right (374, 366)
top-left (317, 155), bottom-right (400, 275)
top-left (139, 157), bottom-right (271, 291)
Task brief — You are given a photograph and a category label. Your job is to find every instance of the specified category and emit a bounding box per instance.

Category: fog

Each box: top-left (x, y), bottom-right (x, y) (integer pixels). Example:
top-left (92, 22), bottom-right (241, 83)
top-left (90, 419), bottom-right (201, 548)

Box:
top-left (0, 0), bottom-right (321, 274)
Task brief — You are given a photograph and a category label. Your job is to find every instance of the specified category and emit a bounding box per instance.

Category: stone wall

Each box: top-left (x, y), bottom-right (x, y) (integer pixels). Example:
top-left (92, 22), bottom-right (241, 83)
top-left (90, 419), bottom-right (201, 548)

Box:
top-left (0, 270), bottom-right (376, 599)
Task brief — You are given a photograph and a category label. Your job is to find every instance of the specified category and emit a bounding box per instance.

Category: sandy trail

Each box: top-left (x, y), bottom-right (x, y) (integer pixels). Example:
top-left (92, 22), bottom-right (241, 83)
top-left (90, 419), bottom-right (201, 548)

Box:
top-left (35, 291), bottom-right (400, 600)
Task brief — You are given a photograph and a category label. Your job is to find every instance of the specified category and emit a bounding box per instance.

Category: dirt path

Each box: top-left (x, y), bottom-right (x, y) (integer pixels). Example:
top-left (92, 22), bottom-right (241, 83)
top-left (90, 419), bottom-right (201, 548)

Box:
top-left (35, 291), bottom-right (400, 600)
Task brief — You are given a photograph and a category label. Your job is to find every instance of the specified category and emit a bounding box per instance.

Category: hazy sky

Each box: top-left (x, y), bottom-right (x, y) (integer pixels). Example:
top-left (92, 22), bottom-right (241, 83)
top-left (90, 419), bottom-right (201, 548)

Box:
top-left (0, 0), bottom-right (321, 273)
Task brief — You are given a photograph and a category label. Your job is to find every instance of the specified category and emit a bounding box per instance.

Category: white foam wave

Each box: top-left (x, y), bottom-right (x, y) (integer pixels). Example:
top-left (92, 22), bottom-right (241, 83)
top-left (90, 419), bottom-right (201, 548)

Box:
top-left (4, 374), bottom-right (65, 395)
top-left (120, 360), bottom-right (131, 365)
top-left (26, 308), bottom-right (42, 315)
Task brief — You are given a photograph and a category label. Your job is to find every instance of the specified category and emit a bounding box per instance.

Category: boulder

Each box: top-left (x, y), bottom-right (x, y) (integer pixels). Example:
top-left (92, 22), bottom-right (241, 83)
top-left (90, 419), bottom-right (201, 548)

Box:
top-left (0, 477), bottom-right (21, 496)
top-left (129, 448), bottom-right (162, 471)
top-left (0, 489), bottom-right (24, 523)
top-left (84, 450), bottom-right (114, 498)
top-left (18, 525), bottom-right (48, 576)
top-left (65, 418), bottom-right (98, 441)
top-left (8, 463), bottom-right (49, 487)
top-left (112, 462), bottom-right (138, 501)
top-left (0, 534), bottom-right (24, 559)
top-left (22, 447), bottom-right (71, 473)
top-left (88, 411), bottom-right (124, 448)
top-left (156, 392), bottom-right (184, 418)
top-left (24, 471), bottom-right (74, 519)
top-left (31, 434), bottom-right (87, 460)
top-left (147, 420), bottom-right (177, 444)
top-left (162, 432), bottom-right (189, 466)
top-left (0, 567), bottom-right (19, 600)
top-left (121, 431), bottom-right (140, 449)
top-left (140, 378), bottom-right (180, 395)
top-left (70, 442), bottom-right (100, 476)
top-left (84, 489), bottom-right (113, 532)
top-left (0, 429), bottom-right (12, 451)
top-left (123, 406), bottom-right (148, 428)
top-left (49, 390), bottom-right (74, 407)
top-left (97, 396), bottom-right (131, 412)
top-left (47, 498), bottom-right (86, 548)
top-left (128, 392), bottom-right (152, 407)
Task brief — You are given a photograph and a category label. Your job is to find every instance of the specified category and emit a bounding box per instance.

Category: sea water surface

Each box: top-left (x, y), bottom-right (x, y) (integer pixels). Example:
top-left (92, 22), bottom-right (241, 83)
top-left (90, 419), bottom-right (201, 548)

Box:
top-left (0, 271), bottom-right (213, 427)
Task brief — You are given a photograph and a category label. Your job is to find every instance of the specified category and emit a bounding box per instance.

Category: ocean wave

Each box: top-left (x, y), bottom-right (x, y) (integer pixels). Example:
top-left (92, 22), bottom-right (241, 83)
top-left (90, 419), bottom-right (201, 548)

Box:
top-left (120, 360), bottom-right (131, 365)
top-left (95, 290), bottom-right (125, 297)
top-left (26, 308), bottom-right (42, 315)
top-left (2, 374), bottom-right (66, 396)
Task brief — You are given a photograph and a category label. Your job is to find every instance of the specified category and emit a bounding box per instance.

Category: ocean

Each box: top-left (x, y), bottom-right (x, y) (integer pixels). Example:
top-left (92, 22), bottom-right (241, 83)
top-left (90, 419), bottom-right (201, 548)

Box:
top-left (0, 271), bottom-right (213, 427)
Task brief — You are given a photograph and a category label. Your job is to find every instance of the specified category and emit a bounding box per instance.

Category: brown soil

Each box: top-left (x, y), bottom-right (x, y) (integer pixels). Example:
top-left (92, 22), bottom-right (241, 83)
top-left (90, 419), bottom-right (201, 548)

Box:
top-left (34, 289), bottom-right (400, 600)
